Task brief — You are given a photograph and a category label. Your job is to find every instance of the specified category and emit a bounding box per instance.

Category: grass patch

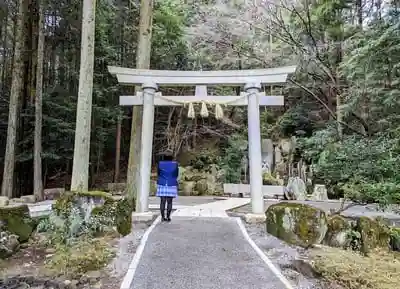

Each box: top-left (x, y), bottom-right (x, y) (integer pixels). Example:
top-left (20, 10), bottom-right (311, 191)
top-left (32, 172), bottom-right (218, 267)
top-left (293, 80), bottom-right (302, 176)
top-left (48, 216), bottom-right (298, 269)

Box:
top-left (45, 236), bottom-right (115, 278)
top-left (310, 246), bottom-right (400, 289)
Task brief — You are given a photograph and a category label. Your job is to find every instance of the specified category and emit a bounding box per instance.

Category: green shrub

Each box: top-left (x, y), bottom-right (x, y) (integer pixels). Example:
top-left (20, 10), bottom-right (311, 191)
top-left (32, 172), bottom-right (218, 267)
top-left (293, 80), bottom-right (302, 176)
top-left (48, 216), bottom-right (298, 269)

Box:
top-left (300, 132), bottom-right (400, 206)
top-left (220, 134), bottom-right (247, 183)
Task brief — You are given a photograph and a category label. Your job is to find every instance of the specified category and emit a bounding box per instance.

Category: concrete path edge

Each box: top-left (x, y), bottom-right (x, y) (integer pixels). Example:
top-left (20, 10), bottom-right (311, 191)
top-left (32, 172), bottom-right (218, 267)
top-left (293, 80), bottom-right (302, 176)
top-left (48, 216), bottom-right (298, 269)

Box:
top-left (235, 217), bottom-right (295, 289)
top-left (120, 216), bottom-right (161, 289)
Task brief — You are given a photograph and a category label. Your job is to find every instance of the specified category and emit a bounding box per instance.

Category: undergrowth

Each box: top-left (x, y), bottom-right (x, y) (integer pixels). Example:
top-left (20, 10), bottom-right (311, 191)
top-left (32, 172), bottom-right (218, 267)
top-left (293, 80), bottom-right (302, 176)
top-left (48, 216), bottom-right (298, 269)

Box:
top-left (35, 200), bottom-right (119, 278)
top-left (310, 246), bottom-right (400, 289)
top-left (45, 236), bottom-right (115, 278)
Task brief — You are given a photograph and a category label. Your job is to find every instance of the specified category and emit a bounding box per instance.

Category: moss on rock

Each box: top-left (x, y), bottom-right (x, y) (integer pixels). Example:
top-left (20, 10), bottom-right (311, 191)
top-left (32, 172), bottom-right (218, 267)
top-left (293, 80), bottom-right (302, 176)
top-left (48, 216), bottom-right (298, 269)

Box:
top-left (357, 216), bottom-right (390, 254)
top-left (265, 202), bottom-right (328, 247)
top-left (115, 198), bottom-right (133, 236)
top-left (90, 197), bottom-right (116, 219)
top-left (54, 191), bottom-right (113, 214)
top-left (389, 227), bottom-right (400, 251)
top-left (54, 191), bottom-right (133, 236)
top-left (53, 192), bottom-right (75, 216)
top-left (0, 204), bottom-right (34, 242)
top-left (324, 215), bottom-right (351, 248)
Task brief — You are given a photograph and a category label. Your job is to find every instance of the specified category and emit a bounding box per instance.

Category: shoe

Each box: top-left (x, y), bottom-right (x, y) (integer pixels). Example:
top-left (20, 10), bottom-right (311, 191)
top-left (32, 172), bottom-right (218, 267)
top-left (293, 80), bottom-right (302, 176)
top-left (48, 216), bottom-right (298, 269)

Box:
top-left (167, 217), bottom-right (171, 222)
top-left (162, 217), bottom-right (168, 222)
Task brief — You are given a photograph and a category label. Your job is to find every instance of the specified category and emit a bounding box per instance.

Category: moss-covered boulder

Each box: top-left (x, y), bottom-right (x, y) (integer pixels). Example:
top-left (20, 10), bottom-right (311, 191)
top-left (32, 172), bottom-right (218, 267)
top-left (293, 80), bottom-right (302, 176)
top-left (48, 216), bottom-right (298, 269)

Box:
top-left (266, 202), bottom-right (328, 247)
top-left (357, 216), bottom-right (390, 254)
top-left (54, 190), bottom-right (112, 218)
top-left (0, 204), bottom-right (34, 242)
top-left (324, 215), bottom-right (352, 248)
top-left (54, 191), bottom-right (134, 236)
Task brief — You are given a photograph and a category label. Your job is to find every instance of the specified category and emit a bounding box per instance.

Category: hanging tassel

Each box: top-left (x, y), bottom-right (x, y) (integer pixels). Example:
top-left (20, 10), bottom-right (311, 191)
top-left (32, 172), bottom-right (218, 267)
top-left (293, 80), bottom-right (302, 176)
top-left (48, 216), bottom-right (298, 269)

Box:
top-left (215, 104), bottom-right (224, 120)
top-left (200, 102), bottom-right (209, 117)
top-left (187, 102), bottom-right (195, 119)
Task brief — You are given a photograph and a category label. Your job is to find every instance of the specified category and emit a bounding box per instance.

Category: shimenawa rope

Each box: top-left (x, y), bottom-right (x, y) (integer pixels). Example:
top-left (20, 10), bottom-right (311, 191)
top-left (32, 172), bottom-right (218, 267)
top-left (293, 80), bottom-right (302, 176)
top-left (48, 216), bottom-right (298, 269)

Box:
top-left (157, 94), bottom-right (247, 120)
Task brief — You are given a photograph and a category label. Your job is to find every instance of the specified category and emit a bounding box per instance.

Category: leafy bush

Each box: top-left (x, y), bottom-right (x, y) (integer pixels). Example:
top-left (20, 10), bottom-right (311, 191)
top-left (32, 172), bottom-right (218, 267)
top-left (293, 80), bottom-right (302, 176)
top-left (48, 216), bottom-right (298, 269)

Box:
top-left (220, 134), bottom-right (247, 183)
top-left (189, 148), bottom-right (220, 170)
top-left (262, 172), bottom-right (280, 185)
top-left (300, 131), bottom-right (400, 205)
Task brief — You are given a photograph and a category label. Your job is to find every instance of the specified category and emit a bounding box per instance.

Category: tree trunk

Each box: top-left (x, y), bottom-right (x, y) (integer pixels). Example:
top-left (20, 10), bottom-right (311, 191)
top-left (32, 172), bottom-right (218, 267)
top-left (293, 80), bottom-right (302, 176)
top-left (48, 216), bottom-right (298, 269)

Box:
top-left (335, 10), bottom-right (344, 140)
top-left (114, 0), bottom-right (124, 183)
top-left (114, 116), bottom-right (121, 182)
top-left (1, 0), bottom-right (25, 198)
top-left (126, 0), bottom-right (154, 204)
top-left (33, 0), bottom-right (44, 201)
top-left (1, 9), bottom-right (8, 93)
top-left (70, 0), bottom-right (96, 192)
top-left (356, 0), bottom-right (362, 26)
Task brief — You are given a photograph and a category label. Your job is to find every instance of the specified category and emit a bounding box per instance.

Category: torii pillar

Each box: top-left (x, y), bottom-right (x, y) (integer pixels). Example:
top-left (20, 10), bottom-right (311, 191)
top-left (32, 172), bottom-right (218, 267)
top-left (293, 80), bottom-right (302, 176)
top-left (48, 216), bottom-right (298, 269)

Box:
top-left (137, 82), bottom-right (158, 213)
top-left (245, 83), bottom-right (264, 215)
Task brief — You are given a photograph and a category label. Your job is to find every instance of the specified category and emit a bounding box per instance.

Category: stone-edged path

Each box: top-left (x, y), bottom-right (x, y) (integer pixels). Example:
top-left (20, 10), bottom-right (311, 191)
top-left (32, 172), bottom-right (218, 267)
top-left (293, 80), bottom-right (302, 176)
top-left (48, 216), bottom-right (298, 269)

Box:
top-left (123, 217), bottom-right (292, 289)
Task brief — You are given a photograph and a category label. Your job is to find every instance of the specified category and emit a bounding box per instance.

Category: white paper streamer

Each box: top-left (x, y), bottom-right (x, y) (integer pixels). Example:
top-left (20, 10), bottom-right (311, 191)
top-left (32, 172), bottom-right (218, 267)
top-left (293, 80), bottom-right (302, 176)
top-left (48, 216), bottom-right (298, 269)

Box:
top-left (187, 103), bottom-right (195, 119)
top-left (200, 102), bottom-right (209, 117)
top-left (214, 104), bottom-right (223, 120)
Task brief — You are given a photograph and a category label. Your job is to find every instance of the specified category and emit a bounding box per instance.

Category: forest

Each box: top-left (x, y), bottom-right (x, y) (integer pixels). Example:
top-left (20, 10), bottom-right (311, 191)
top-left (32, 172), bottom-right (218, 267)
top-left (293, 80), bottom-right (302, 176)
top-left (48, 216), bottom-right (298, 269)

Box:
top-left (0, 0), bottom-right (399, 206)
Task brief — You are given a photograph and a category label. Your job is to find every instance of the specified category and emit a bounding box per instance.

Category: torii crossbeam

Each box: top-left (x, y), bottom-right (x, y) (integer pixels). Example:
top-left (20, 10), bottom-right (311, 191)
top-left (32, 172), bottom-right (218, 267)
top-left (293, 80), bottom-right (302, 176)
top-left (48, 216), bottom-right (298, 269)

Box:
top-left (108, 66), bottom-right (296, 218)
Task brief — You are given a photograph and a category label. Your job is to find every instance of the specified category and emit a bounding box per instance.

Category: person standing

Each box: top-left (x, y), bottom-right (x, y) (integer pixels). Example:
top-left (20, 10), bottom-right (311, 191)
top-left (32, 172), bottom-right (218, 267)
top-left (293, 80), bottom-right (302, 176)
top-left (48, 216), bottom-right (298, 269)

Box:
top-left (156, 152), bottom-right (179, 222)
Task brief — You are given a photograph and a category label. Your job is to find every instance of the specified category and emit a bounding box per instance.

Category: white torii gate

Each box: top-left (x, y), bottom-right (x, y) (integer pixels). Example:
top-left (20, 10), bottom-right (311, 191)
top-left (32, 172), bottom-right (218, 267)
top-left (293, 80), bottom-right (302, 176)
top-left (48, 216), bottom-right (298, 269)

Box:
top-left (108, 66), bottom-right (296, 218)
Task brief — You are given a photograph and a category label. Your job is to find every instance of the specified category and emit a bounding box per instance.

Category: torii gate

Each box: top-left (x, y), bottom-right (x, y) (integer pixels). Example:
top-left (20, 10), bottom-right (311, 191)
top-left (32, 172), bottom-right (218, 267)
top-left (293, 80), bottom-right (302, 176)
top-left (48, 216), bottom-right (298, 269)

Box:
top-left (108, 66), bottom-right (296, 218)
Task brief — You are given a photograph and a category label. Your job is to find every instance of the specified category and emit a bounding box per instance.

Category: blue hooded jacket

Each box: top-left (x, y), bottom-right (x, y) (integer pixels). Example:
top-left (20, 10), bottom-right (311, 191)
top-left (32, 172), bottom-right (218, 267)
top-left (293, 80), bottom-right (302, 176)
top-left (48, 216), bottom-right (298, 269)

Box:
top-left (157, 160), bottom-right (179, 186)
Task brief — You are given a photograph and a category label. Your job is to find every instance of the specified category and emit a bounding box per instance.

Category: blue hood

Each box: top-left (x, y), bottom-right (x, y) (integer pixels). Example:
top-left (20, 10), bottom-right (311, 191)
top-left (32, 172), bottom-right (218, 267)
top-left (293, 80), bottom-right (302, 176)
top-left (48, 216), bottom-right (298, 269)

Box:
top-left (157, 161), bottom-right (179, 186)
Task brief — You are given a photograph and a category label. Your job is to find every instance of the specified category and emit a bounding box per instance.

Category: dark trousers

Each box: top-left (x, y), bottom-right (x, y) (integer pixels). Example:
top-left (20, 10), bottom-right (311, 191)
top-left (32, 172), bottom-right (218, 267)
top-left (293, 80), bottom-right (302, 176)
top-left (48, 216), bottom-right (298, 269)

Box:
top-left (160, 196), bottom-right (173, 219)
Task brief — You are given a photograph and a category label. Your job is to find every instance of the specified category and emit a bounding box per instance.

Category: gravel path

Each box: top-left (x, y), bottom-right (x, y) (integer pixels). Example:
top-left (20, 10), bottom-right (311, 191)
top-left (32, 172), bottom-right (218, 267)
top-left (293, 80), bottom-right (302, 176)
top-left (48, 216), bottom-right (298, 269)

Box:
top-left (243, 222), bottom-right (324, 289)
top-left (107, 222), bottom-right (152, 279)
top-left (130, 217), bottom-right (288, 289)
